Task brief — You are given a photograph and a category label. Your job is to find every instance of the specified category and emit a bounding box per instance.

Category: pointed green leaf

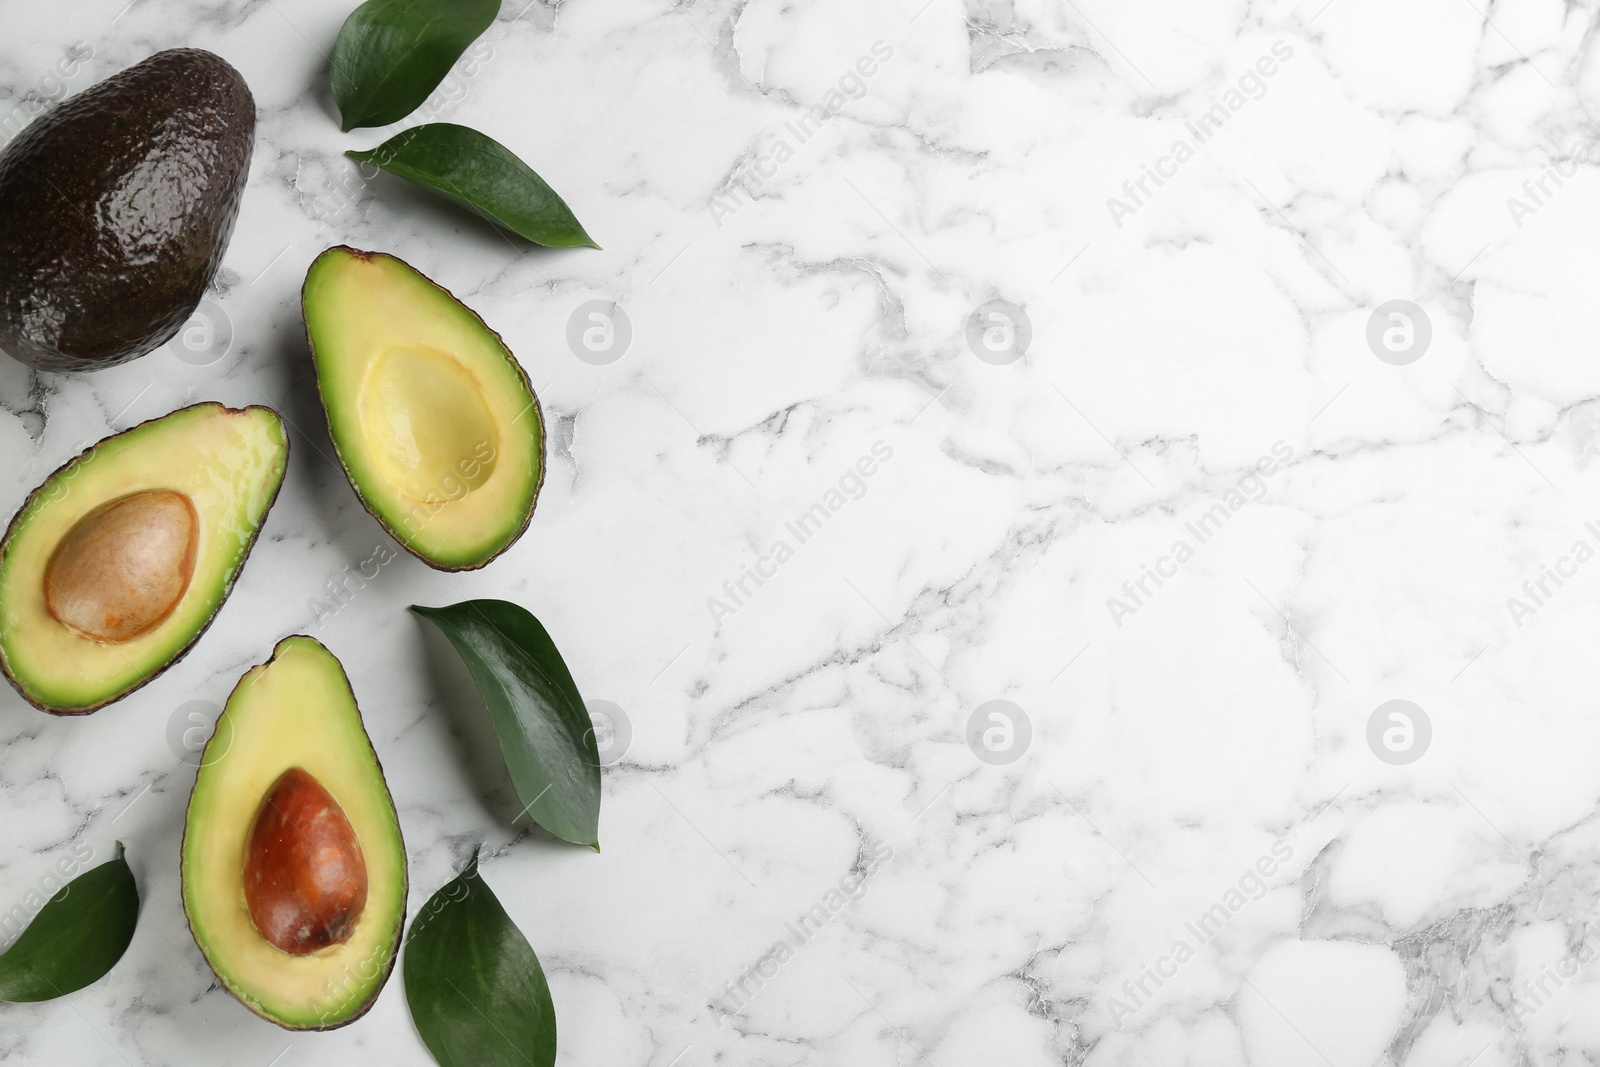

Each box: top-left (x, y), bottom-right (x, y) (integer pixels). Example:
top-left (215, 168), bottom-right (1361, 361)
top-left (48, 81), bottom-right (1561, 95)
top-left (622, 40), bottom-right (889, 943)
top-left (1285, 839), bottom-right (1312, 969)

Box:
top-left (349, 124), bottom-right (599, 248)
top-left (0, 843), bottom-right (139, 1002)
top-left (331, 0), bottom-right (501, 131)
top-left (404, 849), bottom-right (556, 1067)
top-left (412, 600), bottom-right (601, 847)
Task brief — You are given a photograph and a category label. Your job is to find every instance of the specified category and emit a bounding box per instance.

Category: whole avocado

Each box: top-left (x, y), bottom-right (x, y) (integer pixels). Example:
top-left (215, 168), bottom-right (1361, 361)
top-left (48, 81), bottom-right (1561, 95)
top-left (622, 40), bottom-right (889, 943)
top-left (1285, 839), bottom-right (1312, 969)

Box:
top-left (0, 49), bottom-right (254, 371)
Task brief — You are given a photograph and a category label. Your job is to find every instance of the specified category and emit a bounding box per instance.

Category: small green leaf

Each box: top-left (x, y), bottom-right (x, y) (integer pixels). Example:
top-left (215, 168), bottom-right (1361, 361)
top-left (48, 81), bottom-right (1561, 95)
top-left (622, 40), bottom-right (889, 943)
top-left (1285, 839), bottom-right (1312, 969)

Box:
top-left (0, 843), bottom-right (139, 1002)
top-left (349, 124), bottom-right (599, 248)
top-left (412, 600), bottom-right (601, 847)
top-left (404, 849), bottom-right (556, 1067)
top-left (330, 0), bottom-right (501, 131)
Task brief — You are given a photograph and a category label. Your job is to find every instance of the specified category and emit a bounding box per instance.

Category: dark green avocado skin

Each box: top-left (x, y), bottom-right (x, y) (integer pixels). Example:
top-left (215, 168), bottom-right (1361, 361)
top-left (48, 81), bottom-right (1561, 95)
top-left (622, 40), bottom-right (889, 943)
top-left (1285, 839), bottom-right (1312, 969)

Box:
top-left (0, 49), bottom-right (254, 371)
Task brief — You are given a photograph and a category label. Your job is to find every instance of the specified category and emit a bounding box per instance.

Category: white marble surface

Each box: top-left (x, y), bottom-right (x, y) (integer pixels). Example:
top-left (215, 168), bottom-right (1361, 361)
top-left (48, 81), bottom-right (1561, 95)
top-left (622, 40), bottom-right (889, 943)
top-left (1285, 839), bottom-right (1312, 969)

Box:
top-left (3, 0), bottom-right (1600, 1063)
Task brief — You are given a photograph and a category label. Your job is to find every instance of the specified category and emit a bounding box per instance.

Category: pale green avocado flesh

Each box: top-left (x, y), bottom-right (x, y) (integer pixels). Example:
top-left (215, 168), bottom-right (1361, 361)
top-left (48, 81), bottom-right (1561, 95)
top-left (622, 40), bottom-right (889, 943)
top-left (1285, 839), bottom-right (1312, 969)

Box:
top-left (181, 635), bottom-right (406, 1030)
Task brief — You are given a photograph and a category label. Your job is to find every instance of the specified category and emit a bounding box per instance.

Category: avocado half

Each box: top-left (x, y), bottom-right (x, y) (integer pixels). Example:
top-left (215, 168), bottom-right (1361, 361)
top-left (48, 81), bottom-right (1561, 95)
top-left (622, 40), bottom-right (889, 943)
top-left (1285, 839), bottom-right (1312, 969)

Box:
top-left (301, 246), bottom-right (545, 571)
top-left (0, 49), bottom-right (255, 370)
top-left (182, 635), bottom-right (406, 1030)
top-left (0, 403), bottom-right (287, 714)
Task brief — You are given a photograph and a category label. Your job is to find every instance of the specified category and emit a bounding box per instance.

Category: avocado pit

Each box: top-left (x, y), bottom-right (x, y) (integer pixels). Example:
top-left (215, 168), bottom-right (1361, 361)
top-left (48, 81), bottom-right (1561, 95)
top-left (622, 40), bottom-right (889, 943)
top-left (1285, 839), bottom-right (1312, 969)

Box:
top-left (244, 767), bottom-right (368, 955)
top-left (43, 489), bottom-right (198, 643)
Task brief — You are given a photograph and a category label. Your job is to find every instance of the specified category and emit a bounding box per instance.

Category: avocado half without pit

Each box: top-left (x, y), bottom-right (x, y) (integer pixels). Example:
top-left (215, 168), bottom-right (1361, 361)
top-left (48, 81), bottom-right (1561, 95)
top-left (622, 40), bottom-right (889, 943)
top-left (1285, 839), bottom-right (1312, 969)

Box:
top-left (182, 636), bottom-right (405, 1030)
top-left (302, 247), bottom-right (545, 570)
top-left (0, 403), bottom-right (288, 713)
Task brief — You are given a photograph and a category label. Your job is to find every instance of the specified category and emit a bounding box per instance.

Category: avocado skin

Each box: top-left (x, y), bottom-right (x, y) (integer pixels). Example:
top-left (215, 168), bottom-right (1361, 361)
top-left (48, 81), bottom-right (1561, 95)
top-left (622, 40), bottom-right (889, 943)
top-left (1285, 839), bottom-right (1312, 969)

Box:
top-left (0, 49), bottom-right (254, 371)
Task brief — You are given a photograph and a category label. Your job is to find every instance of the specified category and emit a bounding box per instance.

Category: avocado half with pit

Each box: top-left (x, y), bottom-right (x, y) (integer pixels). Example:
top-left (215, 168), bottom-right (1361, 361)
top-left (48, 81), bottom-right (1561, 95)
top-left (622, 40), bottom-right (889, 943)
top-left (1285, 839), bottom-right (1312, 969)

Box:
top-left (182, 635), bottom-right (406, 1030)
top-left (0, 403), bottom-right (287, 713)
top-left (302, 247), bottom-right (545, 570)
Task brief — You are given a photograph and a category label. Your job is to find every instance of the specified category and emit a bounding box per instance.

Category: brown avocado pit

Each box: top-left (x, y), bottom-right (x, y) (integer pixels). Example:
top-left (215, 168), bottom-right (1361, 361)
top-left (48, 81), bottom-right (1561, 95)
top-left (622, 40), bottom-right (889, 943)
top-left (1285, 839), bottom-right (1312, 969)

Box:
top-left (43, 489), bottom-right (198, 643)
top-left (243, 767), bottom-right (368, 956)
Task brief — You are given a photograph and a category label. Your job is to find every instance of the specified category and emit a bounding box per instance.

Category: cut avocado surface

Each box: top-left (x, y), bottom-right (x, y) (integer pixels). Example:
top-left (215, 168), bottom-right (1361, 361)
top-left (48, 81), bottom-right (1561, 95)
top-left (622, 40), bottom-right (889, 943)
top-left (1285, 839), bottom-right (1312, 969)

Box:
top-left (302, 246), bottom-right (544, 570)
top-left (0, 402), bottom-right (287, 714)
top-left (182, 635), bottom-right (406, 1030)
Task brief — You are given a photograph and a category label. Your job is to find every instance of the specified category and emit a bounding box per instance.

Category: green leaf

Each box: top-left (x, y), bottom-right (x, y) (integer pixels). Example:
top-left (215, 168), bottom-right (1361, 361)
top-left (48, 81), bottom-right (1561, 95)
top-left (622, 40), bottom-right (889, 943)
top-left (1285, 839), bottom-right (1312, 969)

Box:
top-left (0, 843), bottom-right (139, 1002)
top-left (349, 124), bottom-right (599, 248)
top-left (404, 849), bottom-right (556, 1067)
top-left (330, 0), bottom-right (501, 131)
top-left (412, 600), bottom-right (601, 847)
